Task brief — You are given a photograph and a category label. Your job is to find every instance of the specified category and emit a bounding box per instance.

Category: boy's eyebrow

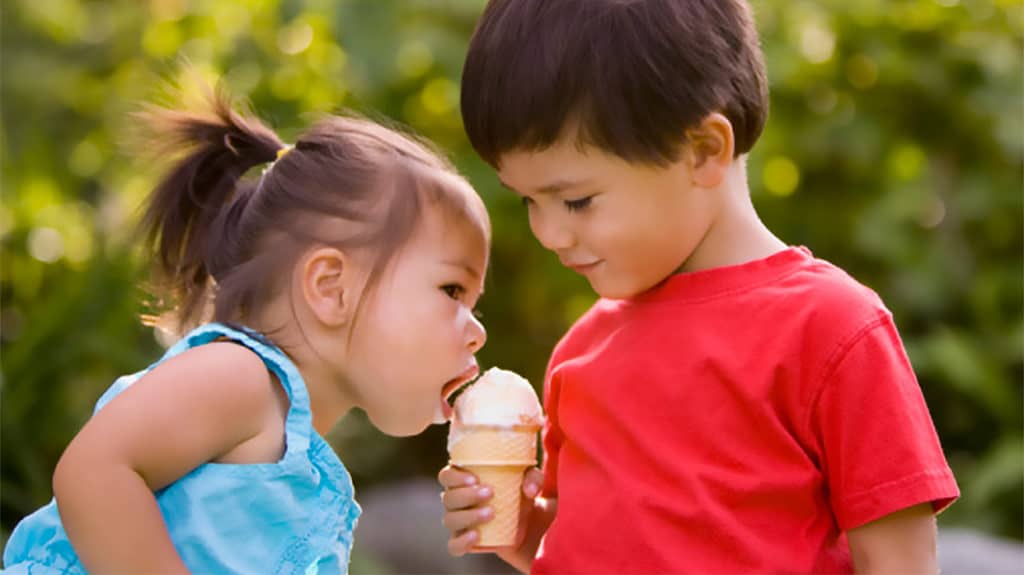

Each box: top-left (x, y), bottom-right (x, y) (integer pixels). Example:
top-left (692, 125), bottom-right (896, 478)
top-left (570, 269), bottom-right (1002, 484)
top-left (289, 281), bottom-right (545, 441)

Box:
top-left (497, 177), bottom-right (591, 195)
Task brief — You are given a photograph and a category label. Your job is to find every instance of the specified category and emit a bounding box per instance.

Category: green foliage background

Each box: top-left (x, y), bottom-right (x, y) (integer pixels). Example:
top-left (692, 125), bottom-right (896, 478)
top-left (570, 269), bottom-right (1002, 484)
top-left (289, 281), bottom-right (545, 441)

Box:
top-left (2, 0), bottom-right (1021, 552)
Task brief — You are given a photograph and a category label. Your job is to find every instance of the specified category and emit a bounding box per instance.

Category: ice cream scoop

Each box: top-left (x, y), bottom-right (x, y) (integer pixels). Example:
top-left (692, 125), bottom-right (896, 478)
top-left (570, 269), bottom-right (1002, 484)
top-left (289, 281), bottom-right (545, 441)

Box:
top-left (447, 367), bottom-right (543, 549)
top-left (450, 367), bottom-right (543, 429)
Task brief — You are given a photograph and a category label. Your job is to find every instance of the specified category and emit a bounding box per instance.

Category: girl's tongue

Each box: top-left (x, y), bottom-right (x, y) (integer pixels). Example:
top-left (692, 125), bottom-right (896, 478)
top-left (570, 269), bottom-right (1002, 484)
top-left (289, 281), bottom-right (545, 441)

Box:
top-left (433, 367), bottom-right (479, 424)
top-left (434, 398), bottom-right (453, 424)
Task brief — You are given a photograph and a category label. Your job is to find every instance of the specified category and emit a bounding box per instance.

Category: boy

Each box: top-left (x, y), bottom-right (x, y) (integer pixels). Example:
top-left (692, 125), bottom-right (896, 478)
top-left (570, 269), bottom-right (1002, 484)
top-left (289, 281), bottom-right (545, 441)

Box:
top-left (439, 0), bottom-right (959, 573)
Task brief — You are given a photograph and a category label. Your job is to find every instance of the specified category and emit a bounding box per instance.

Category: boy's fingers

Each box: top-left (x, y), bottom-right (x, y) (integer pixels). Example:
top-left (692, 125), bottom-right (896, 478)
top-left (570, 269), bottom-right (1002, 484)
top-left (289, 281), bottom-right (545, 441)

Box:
top-left (442, 506), bottom-right (493, 533)
top-left (441, 484), bottom-right (493, 511)
top-left (514, 467), bottom-right (542, 546)
top-left (522, 467), bottom-right (543, 496)
top-left (447, 528), bottom-right (480, 557)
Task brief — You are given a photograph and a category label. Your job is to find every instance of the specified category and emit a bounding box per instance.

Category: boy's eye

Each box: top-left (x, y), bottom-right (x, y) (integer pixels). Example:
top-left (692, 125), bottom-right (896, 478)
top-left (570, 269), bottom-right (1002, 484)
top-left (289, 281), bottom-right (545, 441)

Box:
top-left (441, 284), bottom-right (465, 300)
top-left (472, 308), bottom-right (484, 320)
top-left (563, 196), bottom-right (593, 212)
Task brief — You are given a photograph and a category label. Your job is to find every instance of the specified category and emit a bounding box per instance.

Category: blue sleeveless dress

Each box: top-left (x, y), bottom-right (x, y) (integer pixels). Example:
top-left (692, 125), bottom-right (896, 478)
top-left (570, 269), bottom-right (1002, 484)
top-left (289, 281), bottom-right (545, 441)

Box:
top-left (3, 323), bottom-right (361, 574)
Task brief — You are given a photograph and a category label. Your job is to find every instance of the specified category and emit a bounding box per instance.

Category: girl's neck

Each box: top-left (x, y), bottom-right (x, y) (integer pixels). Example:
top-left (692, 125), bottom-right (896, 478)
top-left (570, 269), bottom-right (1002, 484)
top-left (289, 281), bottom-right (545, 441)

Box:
top-left (247, 306), bottom-right (354, 436)
top-left (288, 341), bottom-right (352, 431)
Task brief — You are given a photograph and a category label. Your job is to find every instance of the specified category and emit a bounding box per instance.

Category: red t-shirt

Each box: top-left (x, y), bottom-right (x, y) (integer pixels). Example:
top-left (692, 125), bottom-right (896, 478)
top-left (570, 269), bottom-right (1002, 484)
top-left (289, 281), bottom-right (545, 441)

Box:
top-left (532, 247), bottom-right (959, 575)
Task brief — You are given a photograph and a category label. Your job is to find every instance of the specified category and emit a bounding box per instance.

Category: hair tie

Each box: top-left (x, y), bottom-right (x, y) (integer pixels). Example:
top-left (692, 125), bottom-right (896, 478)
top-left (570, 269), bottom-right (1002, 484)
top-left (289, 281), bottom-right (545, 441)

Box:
top-left (259, 145), bottom-right (292, 180)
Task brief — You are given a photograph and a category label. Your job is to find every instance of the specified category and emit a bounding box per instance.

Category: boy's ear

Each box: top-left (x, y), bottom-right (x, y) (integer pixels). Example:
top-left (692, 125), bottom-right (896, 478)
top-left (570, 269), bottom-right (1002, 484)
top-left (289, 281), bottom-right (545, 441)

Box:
top-left (301, 246), bottom-right (358, 327)
top-left (684, 112), bottom-right (735, 189)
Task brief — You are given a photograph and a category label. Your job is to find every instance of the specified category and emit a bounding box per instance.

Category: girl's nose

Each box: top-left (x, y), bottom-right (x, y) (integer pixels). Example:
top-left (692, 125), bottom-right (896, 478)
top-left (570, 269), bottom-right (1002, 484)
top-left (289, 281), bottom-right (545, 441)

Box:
top-left (466, 313), bottom-right (487, 354)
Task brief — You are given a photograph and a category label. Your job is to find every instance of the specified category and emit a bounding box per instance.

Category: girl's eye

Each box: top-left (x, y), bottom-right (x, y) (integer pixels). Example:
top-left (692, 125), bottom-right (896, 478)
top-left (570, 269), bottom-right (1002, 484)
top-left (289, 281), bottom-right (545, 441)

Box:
top-left (521, 196), bottom-right (534, 208)
top-left (472, 308), bottom-right (484, 320)
top-left (564, 196), bottom-right (593, 212)
top-left (441, 284), bottom-right (465, 300)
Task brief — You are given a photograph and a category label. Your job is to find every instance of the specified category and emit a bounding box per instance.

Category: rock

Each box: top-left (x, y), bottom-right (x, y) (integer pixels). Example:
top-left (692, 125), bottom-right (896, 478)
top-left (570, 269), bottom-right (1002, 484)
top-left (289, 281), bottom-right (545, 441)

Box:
top-left (351, 478), bottom-right (517, 575)
top-left (938, 527), bottom-right (1024, 575)
top-left (352, 479), bottom-right (1024, 575)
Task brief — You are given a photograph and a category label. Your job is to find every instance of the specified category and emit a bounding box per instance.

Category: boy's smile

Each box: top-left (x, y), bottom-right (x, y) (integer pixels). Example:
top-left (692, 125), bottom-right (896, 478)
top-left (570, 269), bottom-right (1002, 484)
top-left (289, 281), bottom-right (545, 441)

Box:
top-left (497, 138), bottom-right (717, 299)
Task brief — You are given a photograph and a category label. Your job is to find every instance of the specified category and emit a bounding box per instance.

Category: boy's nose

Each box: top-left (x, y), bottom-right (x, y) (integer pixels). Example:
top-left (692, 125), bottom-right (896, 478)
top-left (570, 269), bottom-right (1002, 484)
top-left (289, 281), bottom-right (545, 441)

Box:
top-left (466, 314), bottom-right (486, 353)
top-left (529, 210), bottom-right (575, 251)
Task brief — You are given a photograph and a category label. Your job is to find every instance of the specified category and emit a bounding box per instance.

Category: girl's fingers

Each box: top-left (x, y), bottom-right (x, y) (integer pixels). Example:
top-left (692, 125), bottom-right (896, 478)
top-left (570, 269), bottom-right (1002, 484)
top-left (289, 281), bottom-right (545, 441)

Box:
top-left (439, 464), bottom-right (538, 557)
top-left (438, 465), bottom-right (477, 489)
top-left (442, 506), bottom-right (493, 534)
top-left (442, 484), bottom-right (493, 511)
top-left (447, 528), bottom-right (480, 557)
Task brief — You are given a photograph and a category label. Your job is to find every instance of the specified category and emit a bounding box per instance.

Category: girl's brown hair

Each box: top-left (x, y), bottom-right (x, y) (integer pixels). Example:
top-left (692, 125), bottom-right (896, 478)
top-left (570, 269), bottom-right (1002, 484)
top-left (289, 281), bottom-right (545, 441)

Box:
top-left (137, 85), bottom-right (489, 335)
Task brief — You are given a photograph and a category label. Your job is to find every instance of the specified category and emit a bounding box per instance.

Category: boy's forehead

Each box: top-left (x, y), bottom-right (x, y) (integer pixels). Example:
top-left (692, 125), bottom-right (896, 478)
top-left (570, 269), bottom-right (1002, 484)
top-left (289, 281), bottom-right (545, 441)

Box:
top-left (497, 143), bottom-right (609, 193)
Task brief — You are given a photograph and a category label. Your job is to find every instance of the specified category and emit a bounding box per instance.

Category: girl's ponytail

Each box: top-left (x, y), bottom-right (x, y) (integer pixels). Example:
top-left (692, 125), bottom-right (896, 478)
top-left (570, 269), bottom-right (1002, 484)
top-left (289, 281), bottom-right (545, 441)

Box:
top-left (137, 86), bottom-right (283, 333)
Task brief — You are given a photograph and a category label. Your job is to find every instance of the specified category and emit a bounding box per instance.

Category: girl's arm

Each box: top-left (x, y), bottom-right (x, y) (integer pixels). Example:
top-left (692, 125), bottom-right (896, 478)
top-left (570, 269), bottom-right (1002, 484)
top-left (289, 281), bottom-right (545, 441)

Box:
top-left (439, 467), bottom-right (556, 574)
top-left (52, 342), bottom-right (284, 573)
top-left (846, 503), bottom-right (938, 575)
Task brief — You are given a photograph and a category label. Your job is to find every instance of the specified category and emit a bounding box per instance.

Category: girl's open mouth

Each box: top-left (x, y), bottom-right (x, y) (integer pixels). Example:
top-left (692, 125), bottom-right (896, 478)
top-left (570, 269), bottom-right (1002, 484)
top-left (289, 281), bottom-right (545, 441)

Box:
top-left (437, 365), bottom-right (480, 422)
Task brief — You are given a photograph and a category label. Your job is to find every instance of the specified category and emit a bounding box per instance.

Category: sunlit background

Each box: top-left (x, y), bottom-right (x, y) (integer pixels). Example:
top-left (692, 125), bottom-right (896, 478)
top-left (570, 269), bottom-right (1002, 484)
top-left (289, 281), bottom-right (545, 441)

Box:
top-left (2, 0), bottom-right (1021, 572)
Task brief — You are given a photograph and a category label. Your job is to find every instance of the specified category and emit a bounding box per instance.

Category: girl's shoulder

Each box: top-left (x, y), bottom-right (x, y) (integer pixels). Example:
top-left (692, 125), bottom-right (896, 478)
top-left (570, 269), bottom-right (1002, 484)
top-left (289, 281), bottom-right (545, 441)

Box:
top-left (158, 338), bottom-right (269, 377)
top-left (150, 340), bottom-right (276, 403)
top-left (76, 335), bottom-right (290, 490)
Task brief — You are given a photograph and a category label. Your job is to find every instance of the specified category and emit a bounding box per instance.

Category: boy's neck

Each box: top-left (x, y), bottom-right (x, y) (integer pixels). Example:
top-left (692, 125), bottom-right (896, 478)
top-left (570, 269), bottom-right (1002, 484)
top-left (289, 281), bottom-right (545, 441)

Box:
top-left (677, 155), bottom-right (787, 274)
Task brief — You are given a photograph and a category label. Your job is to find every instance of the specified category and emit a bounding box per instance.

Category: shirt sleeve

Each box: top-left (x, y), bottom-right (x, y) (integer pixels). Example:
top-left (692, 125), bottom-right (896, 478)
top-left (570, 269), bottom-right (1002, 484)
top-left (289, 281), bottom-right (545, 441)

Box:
top-left (811, 313), bottom-right (960, 530)
top-left (540, 361), bottom-right (564, 498)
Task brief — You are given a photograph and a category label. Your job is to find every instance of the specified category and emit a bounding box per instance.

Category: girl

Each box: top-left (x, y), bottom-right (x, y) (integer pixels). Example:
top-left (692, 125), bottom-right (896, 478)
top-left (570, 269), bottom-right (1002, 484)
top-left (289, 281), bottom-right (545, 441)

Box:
top-left (3, 84), bottom-right (490, 574)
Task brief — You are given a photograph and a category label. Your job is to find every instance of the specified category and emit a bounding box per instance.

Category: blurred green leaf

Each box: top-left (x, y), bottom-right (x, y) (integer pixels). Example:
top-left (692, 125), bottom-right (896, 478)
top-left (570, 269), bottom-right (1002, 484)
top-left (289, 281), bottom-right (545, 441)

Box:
top-left (2, 0), bottom-right (1020, 545)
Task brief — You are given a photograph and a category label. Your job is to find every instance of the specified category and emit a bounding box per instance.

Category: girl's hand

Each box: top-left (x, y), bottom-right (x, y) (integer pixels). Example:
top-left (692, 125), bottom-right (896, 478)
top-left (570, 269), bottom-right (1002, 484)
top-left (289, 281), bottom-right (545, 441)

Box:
top-left (438, 465), bottom-right (543, 556)
top-left (438, 464), bottom-right (492, 555)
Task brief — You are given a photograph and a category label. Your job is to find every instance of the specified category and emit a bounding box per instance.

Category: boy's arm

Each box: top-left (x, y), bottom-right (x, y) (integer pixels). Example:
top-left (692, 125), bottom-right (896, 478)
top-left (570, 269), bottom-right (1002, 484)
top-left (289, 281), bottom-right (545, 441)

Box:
top-left (846, 503), bottom-right (938, 575)
top-left (497, 493), bottom-right (557, 573)
top-left (53, 342), bottom-right (280, 573)
top-left (812, 314), bottom-right (957, 573)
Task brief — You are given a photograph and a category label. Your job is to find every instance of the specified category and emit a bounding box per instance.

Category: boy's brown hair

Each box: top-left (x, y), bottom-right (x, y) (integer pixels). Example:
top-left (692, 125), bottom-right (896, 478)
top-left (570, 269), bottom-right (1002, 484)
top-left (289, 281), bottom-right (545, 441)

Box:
top-left (461, 0), bottom-right (769, 167)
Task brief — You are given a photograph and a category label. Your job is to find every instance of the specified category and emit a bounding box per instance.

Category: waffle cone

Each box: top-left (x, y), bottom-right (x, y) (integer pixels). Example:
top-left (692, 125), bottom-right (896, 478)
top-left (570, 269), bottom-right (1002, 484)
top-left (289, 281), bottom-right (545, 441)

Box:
top-left (448, 424), bottom-right (540, 549)
top-left (468, 464), bottom-right (528, 548)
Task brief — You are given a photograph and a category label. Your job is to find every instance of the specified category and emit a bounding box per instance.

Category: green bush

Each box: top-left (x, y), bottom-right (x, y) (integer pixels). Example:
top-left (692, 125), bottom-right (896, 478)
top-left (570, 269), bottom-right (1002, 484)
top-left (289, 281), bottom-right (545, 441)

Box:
top-left (2, 0), bottom-right (1020, 543)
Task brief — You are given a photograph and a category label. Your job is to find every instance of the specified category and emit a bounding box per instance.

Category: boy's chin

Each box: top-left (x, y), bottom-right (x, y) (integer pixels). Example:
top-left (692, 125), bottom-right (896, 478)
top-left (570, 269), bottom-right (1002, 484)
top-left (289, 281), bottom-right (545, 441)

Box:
top-left (588, 274), bottom-right (669, 300)
top-left (590, 281), bottom-right (645, 301)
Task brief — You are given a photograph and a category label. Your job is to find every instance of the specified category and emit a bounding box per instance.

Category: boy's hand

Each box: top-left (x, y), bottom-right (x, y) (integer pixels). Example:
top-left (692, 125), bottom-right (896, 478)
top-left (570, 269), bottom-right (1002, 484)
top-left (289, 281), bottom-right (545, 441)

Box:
top-left (438, 465), bottom-right (543, 556)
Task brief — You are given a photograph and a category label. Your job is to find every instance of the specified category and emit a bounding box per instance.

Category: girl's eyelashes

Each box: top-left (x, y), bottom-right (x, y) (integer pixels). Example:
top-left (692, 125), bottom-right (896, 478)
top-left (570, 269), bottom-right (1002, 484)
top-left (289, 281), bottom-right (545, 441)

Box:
top-left (442, 280), bottom-right (485, 315)
top-left (563, 196), bottom-right (593, 212)
top-left (443, 284), bottom-right (484, 319)
top-left (520, 196), bottom-right (534, 208)
top-left (441, 284), bottom-right (465, 300)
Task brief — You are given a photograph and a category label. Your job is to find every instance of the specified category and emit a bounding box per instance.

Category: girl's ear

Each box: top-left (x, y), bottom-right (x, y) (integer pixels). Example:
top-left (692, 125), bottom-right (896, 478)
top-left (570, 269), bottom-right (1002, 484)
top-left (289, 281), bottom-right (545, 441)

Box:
top-left (301, 246), bottom-right (359, 327)
top-left (684, 112), bottom-right (735, 189)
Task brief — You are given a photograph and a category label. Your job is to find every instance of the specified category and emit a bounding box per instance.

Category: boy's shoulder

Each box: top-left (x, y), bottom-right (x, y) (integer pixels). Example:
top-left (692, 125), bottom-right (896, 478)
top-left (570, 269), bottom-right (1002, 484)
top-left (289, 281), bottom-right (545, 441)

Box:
top-left (783, 254), bottom-right (893, 329)
top-left (551, 251), bottom-right (895, 365)
top-left (548, 297), bottom-right (624, 367)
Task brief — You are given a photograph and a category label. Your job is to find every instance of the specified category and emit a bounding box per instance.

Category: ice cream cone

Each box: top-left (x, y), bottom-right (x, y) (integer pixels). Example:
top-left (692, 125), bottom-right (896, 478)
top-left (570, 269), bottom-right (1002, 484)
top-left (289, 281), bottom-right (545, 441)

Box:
top-left (448, 424), bottom-right (539, 549)
top-left (446, 368), bottom-right (544, 550)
